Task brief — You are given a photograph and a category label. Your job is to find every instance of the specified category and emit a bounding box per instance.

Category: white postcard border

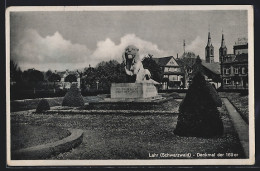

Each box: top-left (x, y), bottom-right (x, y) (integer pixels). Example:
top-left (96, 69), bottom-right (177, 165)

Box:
top-left (6, 5), bottom-right (255, 166)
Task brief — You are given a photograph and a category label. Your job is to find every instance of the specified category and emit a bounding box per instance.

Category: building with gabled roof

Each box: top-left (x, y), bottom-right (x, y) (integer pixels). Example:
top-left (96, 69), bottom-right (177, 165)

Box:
top-left (56, 69), bottom-right (81, 89)
top-left (153, 56), bottom-right (185, 89)
top-left (220, 36), bottom-right (248, 89)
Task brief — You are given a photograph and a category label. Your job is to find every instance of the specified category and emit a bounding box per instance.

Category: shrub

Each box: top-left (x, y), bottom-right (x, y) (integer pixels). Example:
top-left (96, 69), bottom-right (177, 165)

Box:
top-left (36, 99), bottom-right (50, 113)
top-left (174, 72), bottom-right (224, 137)
top-left (206, 82), bottom-right (222, 107)
top-left (62, 83), bottom-right (84, 107)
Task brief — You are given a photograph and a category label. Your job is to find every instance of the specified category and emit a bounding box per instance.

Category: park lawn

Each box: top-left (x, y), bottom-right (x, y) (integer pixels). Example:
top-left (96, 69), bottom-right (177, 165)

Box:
top-left (11, 101), bottom-right (245, 159)
top-left (219, 92), bottom-right (248, 122)
top-left (11, 124), bottom-right (71, 151)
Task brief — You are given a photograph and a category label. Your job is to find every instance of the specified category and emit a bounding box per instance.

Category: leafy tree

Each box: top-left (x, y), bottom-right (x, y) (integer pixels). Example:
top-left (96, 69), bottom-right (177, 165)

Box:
top-left (182, 51), bottom-right (196, 58)
top-left (10, 60), bottom-right (22, 83)
top-left (48, 73), bottom-right (61, 86)
top-left (81, 60), bottom-right (128, 91)
top-left (22, 68), bottom-right (44, 83)
top-left (48, 73), bottom-right (61, 82)
top-left (45, 70), bottom-right (53, 79)
top-left (65, 74), bottom-right (77, 83)
top-left (142, 54), bottom-right (163, 83)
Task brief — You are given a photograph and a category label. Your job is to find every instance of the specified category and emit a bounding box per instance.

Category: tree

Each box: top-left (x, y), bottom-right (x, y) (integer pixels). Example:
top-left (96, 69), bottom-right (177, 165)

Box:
top-left (21, 68), bottom-right (44, 90)
top-left (10, 60), bottom-right (22, 83)
top-left (192, 56), bottom-right (204, 77)
top-left (45, 70), bottom-right (53, 79)
top-left (62, 83), bottom-right (84, 107)
top-left (174, 58), bottom-right (223, 137)
top-left (142, 54), bottom-right (163, 83)
top-left (182, 51), bottom-right (196, 58)
top-left (48, 73), bottom-right (61, 86)
top-left (22, 68), bottom-right (44, 83)
top-left (65, 74), bottom-right (77, 83)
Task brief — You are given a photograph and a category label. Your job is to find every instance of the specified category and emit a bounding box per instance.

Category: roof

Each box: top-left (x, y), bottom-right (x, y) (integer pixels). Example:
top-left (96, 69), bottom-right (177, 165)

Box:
top-left (155, 55), bottom-right (220, 75)
top-left (201, 60), bottom-right (221, 75)
top-left (153, 56), bottom-right (174, 66)
top-left (56, 70), bottom-right (80, 78)
top-left (234, 53), bottom-right (248, 62)
top-left (223, 53), bottom-right (248, 63)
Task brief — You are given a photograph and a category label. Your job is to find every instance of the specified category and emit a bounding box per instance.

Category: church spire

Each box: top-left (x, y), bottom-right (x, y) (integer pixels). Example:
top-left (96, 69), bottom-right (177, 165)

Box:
top-left (207, 32), bottom-right (212, 47)
top-left (183, 40), bottom-right (186, 54)
top-left (205, 30), bottom-right (214, 63)
top-left (219, 29), bottom-right (227, 63)
top-left (220, 31), bottom-right (226, 48)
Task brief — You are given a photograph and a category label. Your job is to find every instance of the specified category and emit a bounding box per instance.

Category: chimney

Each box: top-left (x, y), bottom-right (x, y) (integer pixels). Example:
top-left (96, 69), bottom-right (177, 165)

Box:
top-left (177, 53), bottom-right (179, 59)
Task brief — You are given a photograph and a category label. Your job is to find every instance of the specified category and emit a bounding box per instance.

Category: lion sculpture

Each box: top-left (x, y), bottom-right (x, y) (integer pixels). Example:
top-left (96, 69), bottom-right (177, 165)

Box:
top-left (122, 45), bottom-right (159, 84)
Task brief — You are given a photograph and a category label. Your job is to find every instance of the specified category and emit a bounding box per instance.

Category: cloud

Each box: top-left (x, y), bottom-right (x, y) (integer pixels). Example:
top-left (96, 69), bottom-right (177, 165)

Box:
top-left (186, 36), bottom-right (205, 59)
top-left (11, 30), bottom-right (169, 71)
top-left (91, 34), bottom-right (168, 64)
top-left (186, 36), bottom-right (221, 62)
top-left (12, 29), bottom-right (91, 70)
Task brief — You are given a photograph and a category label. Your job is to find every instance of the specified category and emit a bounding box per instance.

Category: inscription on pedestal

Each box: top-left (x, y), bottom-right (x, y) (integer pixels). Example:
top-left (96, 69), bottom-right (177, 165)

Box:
top-left (111, 83), bottom-right (158, 99)
top-left (115, 87), bottom-right (138, 94)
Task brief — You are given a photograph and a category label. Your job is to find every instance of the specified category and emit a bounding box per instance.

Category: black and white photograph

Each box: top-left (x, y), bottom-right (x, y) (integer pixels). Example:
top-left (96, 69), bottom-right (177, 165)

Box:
top-left (6, 5), bottom-right (254, 166)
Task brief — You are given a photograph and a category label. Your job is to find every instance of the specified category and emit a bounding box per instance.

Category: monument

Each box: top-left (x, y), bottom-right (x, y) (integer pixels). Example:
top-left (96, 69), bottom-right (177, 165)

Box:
top-left (87, 45), bottom-right (168, 110)
top-left (109, 45), bottom-right (161, 102)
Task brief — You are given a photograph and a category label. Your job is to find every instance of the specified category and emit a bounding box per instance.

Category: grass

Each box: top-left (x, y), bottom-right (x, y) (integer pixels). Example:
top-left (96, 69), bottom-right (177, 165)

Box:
top-left (11, 99), bottom-right (245, 159)
top-left (11, 124), bottom-right (71, 151)
top-left (219, 92), bottom-right (248, 123)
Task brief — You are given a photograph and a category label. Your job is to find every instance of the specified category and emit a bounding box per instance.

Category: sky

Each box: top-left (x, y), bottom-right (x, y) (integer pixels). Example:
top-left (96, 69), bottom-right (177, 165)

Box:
top-left (10, 9), bottom-right (248, 71)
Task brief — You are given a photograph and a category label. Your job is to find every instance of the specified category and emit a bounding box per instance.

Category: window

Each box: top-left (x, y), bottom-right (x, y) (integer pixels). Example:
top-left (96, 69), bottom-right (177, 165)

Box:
top-left (224, 78), bottom-right (231, 85)
top-left (224, 68), bottom-right (230, 75)
top-left (234, 68), bottom-right (239, 74)
top-left (211, 49), bottom-right (213, 55)
top-left (242, 67), bottom-right (247, 74)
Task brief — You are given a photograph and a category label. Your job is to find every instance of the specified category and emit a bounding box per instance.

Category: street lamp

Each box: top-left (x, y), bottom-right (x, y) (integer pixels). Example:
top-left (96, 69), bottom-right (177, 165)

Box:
top-left (96, 80), bottom-right (99, 90)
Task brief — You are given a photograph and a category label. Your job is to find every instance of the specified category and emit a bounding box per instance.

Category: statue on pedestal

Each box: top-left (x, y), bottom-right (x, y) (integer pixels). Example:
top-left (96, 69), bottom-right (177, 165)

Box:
top-left (122, 45), bottom-right (159, 84)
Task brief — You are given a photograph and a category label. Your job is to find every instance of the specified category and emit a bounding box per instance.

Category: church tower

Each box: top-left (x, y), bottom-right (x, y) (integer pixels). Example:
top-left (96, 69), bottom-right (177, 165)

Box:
top-left (219, 32), bottom-right (227, 62)
top-left (205, 32), bottom-right (214, 63)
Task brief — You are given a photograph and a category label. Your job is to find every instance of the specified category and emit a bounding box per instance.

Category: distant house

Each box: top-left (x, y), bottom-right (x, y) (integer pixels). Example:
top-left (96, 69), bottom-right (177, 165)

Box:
top-left (220, 37), bottom-right (248, 89)
top-left (56, 70), bottom-right (81, 89)
top-left (153, 56), bottom-right (185, 89)
top-left (176, 55), bottom-right (221, 89)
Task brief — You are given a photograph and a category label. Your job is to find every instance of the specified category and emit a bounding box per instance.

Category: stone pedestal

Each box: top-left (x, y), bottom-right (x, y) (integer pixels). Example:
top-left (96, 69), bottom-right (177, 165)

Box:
top-left (111, 83), bottom-right (158, 100)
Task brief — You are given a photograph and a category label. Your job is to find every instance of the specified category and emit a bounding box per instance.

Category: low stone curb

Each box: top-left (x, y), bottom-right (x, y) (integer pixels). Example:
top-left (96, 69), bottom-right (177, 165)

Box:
top-left (12, 129), bottom-right (84, 160)
top-left (222, 98), bottom-right (249, 158)
top-left (43, 109), bottom-right (178, 115)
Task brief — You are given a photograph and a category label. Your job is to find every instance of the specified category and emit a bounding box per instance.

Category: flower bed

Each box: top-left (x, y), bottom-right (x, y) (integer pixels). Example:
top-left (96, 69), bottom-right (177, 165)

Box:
top-left (219, 92), bottom-right (248, 123)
